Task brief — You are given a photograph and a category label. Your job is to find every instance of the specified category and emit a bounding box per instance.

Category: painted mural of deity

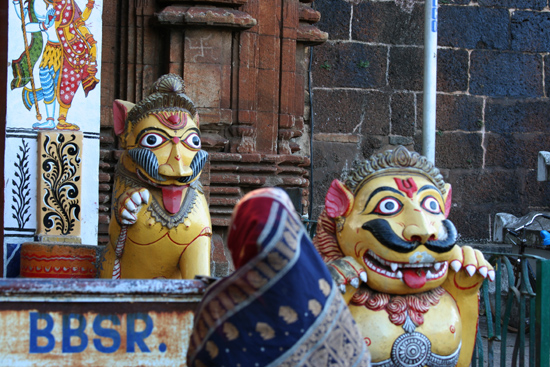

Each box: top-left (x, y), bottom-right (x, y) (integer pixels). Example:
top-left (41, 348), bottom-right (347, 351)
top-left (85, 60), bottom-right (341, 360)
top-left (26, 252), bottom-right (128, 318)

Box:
top-left (4, 0), bottom-right (102, 276)
top-left (10, 0), bottom-right (99, 131)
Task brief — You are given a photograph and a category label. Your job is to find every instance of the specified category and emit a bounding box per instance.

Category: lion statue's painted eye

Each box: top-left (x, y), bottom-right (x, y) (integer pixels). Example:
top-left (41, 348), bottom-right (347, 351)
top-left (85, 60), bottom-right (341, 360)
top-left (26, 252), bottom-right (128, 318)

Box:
top-left (421, 196), bottom-right (441, 214)
top-left (183, 133), bottom-right (201, 150)
top-left (373, 197), bottom-right (403, 215)
top-left (140, 133), bottom-right (168, 148)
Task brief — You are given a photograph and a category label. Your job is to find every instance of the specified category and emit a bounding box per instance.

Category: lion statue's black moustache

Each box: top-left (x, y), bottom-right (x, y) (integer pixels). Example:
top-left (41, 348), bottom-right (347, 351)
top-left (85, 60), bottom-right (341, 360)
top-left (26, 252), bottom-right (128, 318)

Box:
top-left (128, 148), bottom-right (208, 183)
top-left (361, 218), bottom-right (457, 254)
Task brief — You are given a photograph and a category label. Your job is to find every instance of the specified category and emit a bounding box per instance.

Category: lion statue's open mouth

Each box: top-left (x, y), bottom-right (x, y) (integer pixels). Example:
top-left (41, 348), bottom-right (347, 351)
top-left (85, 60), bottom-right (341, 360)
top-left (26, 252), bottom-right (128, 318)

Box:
top-left (363, 249), bottom-right (448, 289)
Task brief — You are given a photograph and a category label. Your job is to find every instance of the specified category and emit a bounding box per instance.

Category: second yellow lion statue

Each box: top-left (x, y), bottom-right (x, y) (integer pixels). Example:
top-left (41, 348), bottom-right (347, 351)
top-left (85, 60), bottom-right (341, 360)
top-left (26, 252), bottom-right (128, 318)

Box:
top-left (313, 146), bottom-right (494, 367)
top-left (99, 74), bottom-right (211, 279)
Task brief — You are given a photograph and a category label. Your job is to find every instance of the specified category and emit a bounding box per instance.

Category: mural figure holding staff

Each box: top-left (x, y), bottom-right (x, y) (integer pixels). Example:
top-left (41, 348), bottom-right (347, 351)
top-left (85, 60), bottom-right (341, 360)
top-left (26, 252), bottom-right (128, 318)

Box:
top-left (11, 0), bottom-right (99, 131)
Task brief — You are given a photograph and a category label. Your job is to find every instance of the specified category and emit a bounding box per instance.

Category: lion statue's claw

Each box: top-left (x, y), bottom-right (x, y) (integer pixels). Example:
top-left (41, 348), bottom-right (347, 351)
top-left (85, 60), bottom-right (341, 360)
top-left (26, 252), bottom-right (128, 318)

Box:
top-left (449, 245), bottom-right (495, 282)
top-left (327, 256), bottom-right (367, 293)
top-left (118, 188), bottom-right (150, 226)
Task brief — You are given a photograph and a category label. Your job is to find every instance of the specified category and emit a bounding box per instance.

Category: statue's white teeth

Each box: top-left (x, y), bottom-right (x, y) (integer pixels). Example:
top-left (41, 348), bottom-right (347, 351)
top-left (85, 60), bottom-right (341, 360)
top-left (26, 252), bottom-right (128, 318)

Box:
top-left (365, 250), bottom-right (449, 280)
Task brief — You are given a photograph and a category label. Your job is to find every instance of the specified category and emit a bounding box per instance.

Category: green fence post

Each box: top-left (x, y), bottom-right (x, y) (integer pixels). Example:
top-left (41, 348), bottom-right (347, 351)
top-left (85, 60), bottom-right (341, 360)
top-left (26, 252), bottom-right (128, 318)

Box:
top-left (536, 259), bottom-right (550, 367)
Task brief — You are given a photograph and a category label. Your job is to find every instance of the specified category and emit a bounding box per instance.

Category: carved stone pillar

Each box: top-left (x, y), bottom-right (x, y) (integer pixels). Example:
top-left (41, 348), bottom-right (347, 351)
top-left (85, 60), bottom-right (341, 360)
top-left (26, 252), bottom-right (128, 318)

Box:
top-left (154, 0), bottom-right (326, 235)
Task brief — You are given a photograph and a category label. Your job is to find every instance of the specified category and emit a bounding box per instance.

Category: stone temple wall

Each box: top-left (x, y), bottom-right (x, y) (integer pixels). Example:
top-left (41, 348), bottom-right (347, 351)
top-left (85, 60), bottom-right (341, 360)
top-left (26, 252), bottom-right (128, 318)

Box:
top-left (310, 0), bottom-right (550, 241)
top-left (96, 0), bottom-right (550, 247)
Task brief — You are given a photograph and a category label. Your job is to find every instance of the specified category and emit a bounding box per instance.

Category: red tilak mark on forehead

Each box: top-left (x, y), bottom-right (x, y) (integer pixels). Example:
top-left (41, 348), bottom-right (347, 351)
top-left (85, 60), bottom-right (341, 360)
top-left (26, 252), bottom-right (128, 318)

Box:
top-left (394, 177), bottom-right (418, 198)
top-left (151, 112), bottom-right (188, 130)
top-left (168, 114), bottom-right (181, 124)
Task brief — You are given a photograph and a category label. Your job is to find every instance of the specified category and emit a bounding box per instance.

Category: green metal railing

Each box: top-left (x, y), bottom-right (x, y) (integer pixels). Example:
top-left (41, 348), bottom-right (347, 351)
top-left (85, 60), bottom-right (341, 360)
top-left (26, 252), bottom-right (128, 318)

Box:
top-left (472, 253), bottom-right (550, 367)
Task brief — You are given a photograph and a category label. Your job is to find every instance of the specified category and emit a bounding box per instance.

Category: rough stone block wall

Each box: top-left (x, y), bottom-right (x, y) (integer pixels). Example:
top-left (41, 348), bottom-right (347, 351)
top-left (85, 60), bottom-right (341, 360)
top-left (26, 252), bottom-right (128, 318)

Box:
top-left (311, 0), bottom-right (550, 240)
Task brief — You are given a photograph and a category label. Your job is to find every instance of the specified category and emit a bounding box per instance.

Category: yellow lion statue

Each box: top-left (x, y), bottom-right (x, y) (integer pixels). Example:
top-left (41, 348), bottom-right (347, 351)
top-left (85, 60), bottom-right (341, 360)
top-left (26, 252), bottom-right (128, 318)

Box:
top-left (99, 74), bottom-right (211, 279)
top-left (313, 146), bottom-right (494, 367)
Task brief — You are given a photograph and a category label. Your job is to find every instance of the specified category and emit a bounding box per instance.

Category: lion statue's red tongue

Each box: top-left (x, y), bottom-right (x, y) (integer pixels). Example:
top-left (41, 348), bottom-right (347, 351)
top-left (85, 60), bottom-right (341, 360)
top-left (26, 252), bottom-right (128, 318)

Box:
top-left (162, 186), bottom-right (184, 214)
top-left (402, 268), bottom-right (427, 289)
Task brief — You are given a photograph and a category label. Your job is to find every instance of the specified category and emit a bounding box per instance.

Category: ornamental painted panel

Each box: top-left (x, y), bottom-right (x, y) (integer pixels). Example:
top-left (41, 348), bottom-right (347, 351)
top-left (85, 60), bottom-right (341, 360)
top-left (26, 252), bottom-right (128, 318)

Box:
top-left (4, 0), bottom-right (102, 276)
top-left (37, 131), bottom-right (82, 240)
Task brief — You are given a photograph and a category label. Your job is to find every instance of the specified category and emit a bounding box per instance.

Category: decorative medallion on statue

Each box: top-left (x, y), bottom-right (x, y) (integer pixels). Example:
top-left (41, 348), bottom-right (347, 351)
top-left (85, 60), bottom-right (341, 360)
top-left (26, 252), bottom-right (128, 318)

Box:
top-left (99, 74), bottom-right (211, 279)
top-left (313, 146), bottom-right (494, 367)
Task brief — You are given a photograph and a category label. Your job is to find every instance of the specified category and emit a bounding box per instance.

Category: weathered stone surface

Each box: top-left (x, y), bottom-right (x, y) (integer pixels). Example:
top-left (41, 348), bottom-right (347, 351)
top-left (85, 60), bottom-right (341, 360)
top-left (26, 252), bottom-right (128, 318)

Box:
top-left (257, 1), bottom-right (280, 36)
top-left (312, 89), bottom-right (389, 135)
top-left (99, 173), bottom-right (111, 183)
top-left (448, 204), bottom-right (497, 241)
top-left (209, 186), bottom-right (242, 195)
top-left (389, 136), bottom-right (413, 146)
top-left (388, 46), bottom-right (423, 91)
top-left (211, 234), bottom-right (233, 277)
top-left (443, 0), bottom-right (470, 4)
top-left (433, 133), bottom-right (484, 169)
top-left (98, 184), bottom-right (111, 192)
top-left (257, 68), bottom-right (279, 111)
top-left (258, 34), bottom-right (281, 71)
top-left (156, 6), bottom-right (257, 29)
top-left (314, 133), bottom-right (360, 143)
top-left (391, 92), bottom-right (415, 136)
top-left (447, 169), bottom-right (521, 206)
top-left (100, 106), bottom-right (114, 128)
top-left (184, 29), bottom-right (233, 65)
top-left (185, 63), bottom-right (223, 108)
top-left (297, 24), bottom-right (329, 45)
top-left (311, 142), bottom-right (361, 217)
top-left (159, 0), bottom-right (248, 4)
top-left (312, 42), bottom-right (388, 88)
top-left (433, 94), bottom-right (484, 132)
top-left (437, 48), bottom-right (469, 93)
top-left (478, 0), bottom-right (546, 10)
top-left (485, 98), bottom-right (550, 134)
top-left (449, 176), bottom-right (525, 238)
top-left (485, 133), bottom-right (549, 169)
top-left (209, 197), bottom-right (240, 206)
top-left (352, 1), bottom-right (423, 45)
top-left (102, 1), bottom-right (118, 26)
top-left (361, 135), bottom-right (386, 159)
top-left (299, 5), bottom-right (321, 24)
top-left (98, 214), bottom-right (110, 227)
top-left (511, 11), bottom-right (550, 53)
top-left (438, 6), bottom-right (509, 50)
top-left (522, 170), bottom-right (550, 210)
top-left (362, 92), bottom-right (391, 135)
top-left (256, 111), bottom-right (278, 153)
top-left (470, 51), bottom-right (543, 98)
top-left (314, 0), bottom-right (351, 40)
